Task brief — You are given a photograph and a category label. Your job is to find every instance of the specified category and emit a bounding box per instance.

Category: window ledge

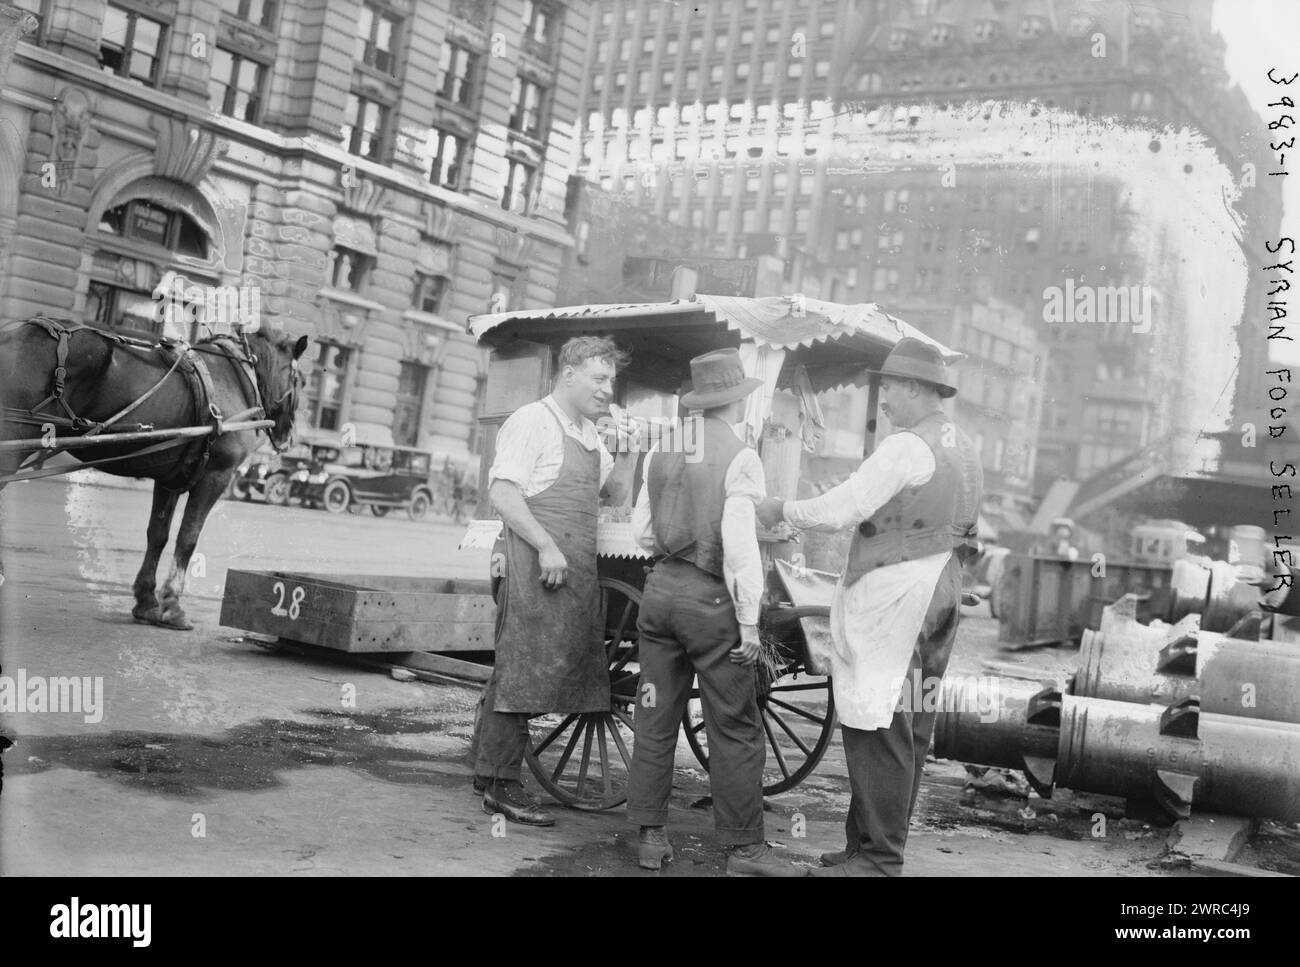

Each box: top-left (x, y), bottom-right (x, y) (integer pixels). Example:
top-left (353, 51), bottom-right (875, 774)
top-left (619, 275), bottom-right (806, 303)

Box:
top-left (321, 288), bottom-right (386, 313)
top-left (403, 309), bottom-right (464, 333)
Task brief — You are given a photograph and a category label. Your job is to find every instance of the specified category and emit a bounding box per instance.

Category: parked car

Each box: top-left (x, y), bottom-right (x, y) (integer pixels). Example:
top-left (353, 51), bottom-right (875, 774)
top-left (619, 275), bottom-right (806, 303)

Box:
top-left (299, 444), bottom-right (437, 521)
top-left (228, 444), bottom-right (310, 505)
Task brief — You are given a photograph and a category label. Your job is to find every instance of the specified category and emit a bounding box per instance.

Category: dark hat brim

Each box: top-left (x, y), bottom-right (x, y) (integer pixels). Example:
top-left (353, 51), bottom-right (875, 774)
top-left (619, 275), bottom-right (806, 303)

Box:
top-left (864, 360), bottom-right (958, 398)
top-left (680, 375), bottom-right (765, 410)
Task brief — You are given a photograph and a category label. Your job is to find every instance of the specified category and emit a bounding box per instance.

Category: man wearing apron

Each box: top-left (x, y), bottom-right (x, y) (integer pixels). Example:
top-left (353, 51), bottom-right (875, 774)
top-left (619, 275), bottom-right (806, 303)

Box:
top-left (470, 336), bottom-right (632, 826)
top-left (757, 338), bottom-right (982, 876)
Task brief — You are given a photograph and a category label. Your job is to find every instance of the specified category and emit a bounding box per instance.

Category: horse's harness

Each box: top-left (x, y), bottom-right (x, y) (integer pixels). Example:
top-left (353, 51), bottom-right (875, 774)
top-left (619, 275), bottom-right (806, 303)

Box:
top-left (5, 317), bottom-right (291, 492)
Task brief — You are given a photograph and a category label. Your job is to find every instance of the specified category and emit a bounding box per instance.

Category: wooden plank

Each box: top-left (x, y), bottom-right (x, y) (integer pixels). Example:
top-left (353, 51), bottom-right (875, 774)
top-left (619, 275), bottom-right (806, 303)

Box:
top-left (219, 570), bottom-right (358, 649)
top-left (386, 651), bottom-right (493, 683)
top-left (1168, 813), bottom-right (1257, 863)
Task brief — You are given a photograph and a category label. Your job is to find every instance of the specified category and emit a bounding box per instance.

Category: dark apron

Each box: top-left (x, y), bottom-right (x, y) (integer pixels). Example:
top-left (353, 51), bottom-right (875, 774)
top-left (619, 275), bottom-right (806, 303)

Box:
top-left (491, 406), bottom-right (608, 714)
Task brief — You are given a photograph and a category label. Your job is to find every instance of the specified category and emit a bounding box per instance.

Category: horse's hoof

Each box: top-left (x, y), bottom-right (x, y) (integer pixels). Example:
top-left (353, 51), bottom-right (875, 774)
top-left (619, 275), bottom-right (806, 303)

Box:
top-left (132, 605), bottom-right (162, 625)
top-left (157, 609), bottom-right (193, 631)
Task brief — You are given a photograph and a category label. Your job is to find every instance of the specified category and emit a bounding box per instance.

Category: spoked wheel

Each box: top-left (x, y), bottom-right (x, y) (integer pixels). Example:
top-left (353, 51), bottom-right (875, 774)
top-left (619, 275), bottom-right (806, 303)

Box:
top-left (524, 577), bottom-right (641, 810)
top-left (683, 607), bottom-right (837, 796)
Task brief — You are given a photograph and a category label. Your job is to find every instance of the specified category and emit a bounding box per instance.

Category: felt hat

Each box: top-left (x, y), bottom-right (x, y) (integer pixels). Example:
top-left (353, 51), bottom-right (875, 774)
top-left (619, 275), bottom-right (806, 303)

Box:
top-left (870, 337), bottom-right (957, 398)
top-left (679, 348), bottom-right (764, 410)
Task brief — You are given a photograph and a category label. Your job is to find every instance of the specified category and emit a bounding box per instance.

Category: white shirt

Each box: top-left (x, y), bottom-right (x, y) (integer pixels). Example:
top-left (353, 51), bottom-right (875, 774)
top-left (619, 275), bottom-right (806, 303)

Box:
top-left (489, 395), bottom-right (614, 497)
top-left (783, 430), bottom-right (951, 730)
top-left (631, 424), bottom-right (766, 627)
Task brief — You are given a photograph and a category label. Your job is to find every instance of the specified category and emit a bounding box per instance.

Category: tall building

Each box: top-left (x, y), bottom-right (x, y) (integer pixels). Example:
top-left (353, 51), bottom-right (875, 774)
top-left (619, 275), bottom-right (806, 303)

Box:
top-left (576, 0), bottom-right (1284, 504)
top-left (0, 0), bottom-right (590, 467)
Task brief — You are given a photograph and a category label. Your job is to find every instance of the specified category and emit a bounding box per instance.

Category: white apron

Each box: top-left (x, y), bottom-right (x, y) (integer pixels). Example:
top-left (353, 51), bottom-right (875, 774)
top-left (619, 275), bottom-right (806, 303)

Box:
top-left (829, 550), bottom-right (951, 730)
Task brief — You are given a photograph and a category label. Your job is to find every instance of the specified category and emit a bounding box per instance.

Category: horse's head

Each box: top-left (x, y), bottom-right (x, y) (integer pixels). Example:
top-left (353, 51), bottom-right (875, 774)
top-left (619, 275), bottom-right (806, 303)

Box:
top-left (246, 329), bottom-right (309, 452)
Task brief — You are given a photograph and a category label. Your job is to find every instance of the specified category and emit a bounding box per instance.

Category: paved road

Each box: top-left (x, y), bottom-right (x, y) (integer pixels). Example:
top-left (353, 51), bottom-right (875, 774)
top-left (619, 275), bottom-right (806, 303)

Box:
top-left (0, 474), bottom-right (1172, 875)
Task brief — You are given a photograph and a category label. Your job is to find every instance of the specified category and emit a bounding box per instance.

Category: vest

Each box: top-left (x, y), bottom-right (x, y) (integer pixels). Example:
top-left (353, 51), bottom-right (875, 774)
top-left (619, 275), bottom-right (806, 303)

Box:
top-left (842, 410), bottom-right (983, 589)
top-left (646, 417), bottom-right (747, 578)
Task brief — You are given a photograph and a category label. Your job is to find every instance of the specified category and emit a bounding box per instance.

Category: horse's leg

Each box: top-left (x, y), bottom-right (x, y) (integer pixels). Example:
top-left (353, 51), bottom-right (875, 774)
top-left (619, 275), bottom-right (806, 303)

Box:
top-left (133, 483), bottom-right (181, 624)
top-left (156, 469), bottom-right (233, 631)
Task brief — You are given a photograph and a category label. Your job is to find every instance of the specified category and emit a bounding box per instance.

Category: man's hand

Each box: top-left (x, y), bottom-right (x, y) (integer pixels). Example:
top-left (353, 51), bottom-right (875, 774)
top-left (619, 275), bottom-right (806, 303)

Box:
top-left (730, 623), bottom-right (761, 666)
top-left (756, 497), bottom-right (786, 529)
top-left (538, 542), bottom-right (568, 589)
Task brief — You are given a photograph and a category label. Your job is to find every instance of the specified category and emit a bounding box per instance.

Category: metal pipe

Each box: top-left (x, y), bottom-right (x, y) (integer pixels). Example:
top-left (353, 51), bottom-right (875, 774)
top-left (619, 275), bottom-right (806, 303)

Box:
top-left (1056, 695), bottom-right (1300, 823)
top-left (931, 674), bottom-right (1060, 794)
top-left (1074, 619), bottom-right (1300, 724)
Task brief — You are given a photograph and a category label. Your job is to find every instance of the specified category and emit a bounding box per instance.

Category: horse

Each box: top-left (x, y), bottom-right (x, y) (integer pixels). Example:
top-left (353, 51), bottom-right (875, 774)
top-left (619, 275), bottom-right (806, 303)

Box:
top-left (0, 318), bottom-right (308, 630)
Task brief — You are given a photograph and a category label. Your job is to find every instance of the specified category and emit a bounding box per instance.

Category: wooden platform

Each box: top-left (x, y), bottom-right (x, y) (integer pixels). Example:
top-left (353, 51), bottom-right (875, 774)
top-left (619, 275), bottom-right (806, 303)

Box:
top-left (219, 570), bottom-right (495, 653)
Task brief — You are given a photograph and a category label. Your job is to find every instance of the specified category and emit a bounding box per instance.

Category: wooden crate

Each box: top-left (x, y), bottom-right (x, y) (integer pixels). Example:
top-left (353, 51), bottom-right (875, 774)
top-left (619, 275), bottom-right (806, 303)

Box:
top-left (996, 554), bottom-right (1173, 649)
top-left (219, 570), bottom-right (495, 653)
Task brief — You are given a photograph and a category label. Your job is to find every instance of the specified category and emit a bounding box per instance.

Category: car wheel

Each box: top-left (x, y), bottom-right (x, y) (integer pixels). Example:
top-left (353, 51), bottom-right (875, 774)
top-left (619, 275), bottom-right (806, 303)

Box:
top-left (230, 477), bottom-right (251, 501)
top-left (408, 491), bottom-right (430, 522)
top-left (264, 474), bottom-right (291, 506)
top-left (322, 480), bottom-right (351, 514)
top-left (371, 504), bottom-right (391, 517)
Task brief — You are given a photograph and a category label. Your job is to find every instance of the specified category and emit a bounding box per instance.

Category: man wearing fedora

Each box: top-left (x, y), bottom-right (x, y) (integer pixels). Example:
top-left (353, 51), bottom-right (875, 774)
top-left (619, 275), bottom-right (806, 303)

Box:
top-left (626, 347), bottom-right (803, 877)
top-left (758, 337), bottom-right (983, 876)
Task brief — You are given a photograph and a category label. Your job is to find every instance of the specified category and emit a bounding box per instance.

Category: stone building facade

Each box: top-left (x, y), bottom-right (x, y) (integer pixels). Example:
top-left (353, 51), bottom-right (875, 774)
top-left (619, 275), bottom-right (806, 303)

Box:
top-left (0, 0), bottom-right (591, 469)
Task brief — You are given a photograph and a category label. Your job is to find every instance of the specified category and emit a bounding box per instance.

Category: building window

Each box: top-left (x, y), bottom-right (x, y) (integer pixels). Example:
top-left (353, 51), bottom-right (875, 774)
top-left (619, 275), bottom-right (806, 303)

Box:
top-left (522, 0), bottom-right (559, 61)
top-left (86, 281), bottom-right (161, 338)
top-left (330, 246), bottom-right (371, 291)
top-left (684, 67), bottom-right (698, 88)
top-left (438, 42), bottom-right (480, 107)
top-left (736, 62), bottom-right (751, 80)
top-left (222, 0), bottom-right (277, 29)
top-left (355, 2), bottom-right (402, 74)
top-left (766, 26), bottom-right (780, 44)
top-left (741, 27), bottom-right (754, 44)
top-left (787, 61), bottom-right (803, 79)
top-left (689, 32), bottom-right (703, 53)
top-left (341, 94), bottom-right (388, 159)
top-left (99, 3), bottom-right (166, 86)
top-left (510, 76), bottom-right (547, 139)
top-left (307, 342), bottom-right (351, 431)
top-left (714, 33), bottom-right (728, 52)
top-left (98, 199), bottom-right (209, 258)
top-left (814, 59), bottom-right (830, 78)
top-left (502, 158), bottom-right (536, 213)
top-left (413, 272), bottom-right (449, 314)
top-left (209, 47), bottom-right (266, 123)
top-left (666, 38), bottom-right (679, 56)
top-left (393, 361), bottom-right (428, 447)
top-left (429, 128), bottom-right (466, 190)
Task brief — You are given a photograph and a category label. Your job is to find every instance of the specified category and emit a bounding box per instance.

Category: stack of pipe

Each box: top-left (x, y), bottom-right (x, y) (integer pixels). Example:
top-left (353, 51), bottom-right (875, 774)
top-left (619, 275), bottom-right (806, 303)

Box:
top-left (933, 593), bottom-right (1300, 822)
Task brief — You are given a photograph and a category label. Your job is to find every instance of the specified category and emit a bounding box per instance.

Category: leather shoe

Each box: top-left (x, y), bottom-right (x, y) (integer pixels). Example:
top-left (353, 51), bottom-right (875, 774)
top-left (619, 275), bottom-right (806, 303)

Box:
top-left (637, 826), bottom-right (674, 870)
top-left (483, 779), bottom-right (555, 826)
top-left (820, 848), bottom-right (858, 867)
top-left (472, 775), bottom-right (487, 796)
top-left (809, 854), bottom-right (891, 877)
top-left (726, 842), bottom-right (805, 877)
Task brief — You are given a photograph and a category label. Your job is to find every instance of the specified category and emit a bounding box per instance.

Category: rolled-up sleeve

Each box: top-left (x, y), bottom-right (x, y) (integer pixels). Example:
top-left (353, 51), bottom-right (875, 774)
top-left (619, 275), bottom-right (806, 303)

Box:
top-left (488, 406), bottom-right (543, 490)
top-left (783, 432), bottom-right (936, 532)
top-left (722, 448), bottom-right (766, 626)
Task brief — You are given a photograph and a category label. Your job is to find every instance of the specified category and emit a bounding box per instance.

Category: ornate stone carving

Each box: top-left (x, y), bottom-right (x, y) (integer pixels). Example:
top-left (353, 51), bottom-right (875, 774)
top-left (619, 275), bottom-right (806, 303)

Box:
top-left (151, 116), bottom-right (226, 185)
top-left (422, 200), bottom-right (466, 242)
top-left (0, 6), bottom-right (39, 86)
top-left (495, 226), bottom-right (533, 267)
top-left (341, 177), bottom-right (386, 216)
top-left (50, 86), bottom-right (94, 198)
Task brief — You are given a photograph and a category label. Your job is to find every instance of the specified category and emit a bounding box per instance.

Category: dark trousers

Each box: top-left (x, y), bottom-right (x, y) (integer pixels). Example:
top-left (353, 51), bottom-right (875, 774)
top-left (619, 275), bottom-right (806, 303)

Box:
top-left (842, 555), bottom-right (963, 876)
top-left (469, 672), bottom-right (529, 781)
top-left (627, 559), bottom-right (765, 846)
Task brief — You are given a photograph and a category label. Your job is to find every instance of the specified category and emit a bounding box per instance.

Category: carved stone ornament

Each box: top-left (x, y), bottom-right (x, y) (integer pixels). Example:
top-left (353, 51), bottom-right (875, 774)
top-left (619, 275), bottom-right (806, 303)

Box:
top-left (0, 6), bottom-right (38, 86)
top-left (152, 116), bottom-right (227, 185)
top-left (50, 86), bottom-right (95, 198)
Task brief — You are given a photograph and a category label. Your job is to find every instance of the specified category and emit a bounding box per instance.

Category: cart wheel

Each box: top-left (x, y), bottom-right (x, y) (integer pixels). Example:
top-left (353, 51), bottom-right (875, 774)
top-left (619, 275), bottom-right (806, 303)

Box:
top-left (264, 474), bottom-right (290, 506)
top-left (370, 504), bottom-right (391, 517)
top-left (683, 626), bottom-right (837, 796)
top-left (524, 577), bottom-right (641, 810)
top-left (322, 480), bottom-right (350, 514)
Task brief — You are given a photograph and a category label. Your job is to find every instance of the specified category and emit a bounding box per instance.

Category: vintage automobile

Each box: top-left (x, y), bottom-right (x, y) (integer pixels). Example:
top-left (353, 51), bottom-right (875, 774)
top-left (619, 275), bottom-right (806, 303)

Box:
top-left (299, 444), bottom-right (437, 521)
top-left (228, 444), bottom-right (309, 505)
